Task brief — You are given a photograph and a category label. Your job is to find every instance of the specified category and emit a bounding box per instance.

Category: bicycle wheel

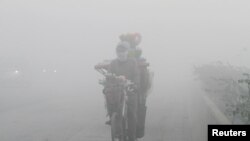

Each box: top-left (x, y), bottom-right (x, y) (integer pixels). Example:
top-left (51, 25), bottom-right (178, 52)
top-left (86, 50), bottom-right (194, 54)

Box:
top-left (111, 112), bottom-right (128, 141)
top-left (111, 113), bottom-right (123, 141)
top-left (111, 113), bottom-right (117, 141)
top-left (121, 116), bottom-right (128, 141)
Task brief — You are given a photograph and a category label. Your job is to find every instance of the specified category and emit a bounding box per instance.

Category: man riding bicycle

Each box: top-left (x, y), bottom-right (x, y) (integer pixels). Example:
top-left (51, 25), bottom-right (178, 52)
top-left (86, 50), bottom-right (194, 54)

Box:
top-left (107, 41), bottom-right (140, 141)
top-left (95, 33), bottom-right (152, 141)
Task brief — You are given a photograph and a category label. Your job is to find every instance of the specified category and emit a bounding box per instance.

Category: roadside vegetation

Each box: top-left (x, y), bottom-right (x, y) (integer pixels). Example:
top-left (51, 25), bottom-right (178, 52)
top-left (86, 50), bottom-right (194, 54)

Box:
top-left (194, 62), bottom-right (250, 124)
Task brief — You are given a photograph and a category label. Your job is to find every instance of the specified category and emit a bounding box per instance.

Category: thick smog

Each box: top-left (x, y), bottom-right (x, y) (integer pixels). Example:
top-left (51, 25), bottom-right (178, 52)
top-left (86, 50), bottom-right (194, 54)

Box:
top-left (0, 0), bottom-right (250, 141)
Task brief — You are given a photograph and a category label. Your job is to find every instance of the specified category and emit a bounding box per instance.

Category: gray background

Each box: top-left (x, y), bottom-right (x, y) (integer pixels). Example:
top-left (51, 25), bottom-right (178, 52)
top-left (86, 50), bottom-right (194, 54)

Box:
top-left (0, 0), bottom-right (249, 141)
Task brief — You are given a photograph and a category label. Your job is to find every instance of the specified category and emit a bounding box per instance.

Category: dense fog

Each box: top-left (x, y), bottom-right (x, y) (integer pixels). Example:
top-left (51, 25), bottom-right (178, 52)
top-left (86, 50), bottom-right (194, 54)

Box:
top-left (0, 0), bottom-right (249, 141)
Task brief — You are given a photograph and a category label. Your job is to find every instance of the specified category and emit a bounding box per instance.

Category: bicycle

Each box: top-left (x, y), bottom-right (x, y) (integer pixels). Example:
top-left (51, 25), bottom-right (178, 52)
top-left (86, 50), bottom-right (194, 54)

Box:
top-left (95, 65), bottom-right (136, 141)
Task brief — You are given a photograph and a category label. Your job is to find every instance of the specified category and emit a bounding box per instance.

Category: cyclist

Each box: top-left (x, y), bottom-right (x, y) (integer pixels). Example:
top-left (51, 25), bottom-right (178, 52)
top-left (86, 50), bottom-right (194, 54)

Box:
top-left (108, 41), bottom-right (140, 141)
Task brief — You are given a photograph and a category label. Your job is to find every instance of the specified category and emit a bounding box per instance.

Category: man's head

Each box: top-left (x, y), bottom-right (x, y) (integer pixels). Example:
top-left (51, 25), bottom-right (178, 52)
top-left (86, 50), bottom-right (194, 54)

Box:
top-left (116, 41), bottom-right (130, 61)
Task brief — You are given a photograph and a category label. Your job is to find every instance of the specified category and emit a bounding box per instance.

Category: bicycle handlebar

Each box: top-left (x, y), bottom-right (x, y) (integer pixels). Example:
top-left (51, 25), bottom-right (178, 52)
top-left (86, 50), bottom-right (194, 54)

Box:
top-left (95, 67), bottom-right (136, 92)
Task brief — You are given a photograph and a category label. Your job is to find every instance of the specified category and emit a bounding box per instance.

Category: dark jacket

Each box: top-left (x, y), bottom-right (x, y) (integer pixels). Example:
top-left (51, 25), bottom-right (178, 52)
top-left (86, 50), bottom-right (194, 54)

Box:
top-left (108, 58), bottom-right (140, 141)
top-left (109, 58), bottom-right (140, 87)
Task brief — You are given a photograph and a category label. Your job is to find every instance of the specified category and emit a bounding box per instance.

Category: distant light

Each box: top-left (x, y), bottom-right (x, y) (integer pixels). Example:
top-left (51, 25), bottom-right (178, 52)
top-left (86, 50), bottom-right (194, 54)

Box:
top-left (14, 70), bottom-right (19, 74)
top-left (54, 70), bottom-right (57, 73)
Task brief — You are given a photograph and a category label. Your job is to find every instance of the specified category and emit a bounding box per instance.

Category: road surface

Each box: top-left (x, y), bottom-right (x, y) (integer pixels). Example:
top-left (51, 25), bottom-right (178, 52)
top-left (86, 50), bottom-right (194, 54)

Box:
top-left (0, 67), bottom-right (228, 141)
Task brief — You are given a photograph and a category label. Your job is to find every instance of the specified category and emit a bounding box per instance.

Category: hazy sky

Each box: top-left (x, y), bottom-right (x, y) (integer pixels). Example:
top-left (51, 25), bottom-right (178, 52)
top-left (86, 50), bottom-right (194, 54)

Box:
top-left (0, 0), bottom-right (249, 71)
